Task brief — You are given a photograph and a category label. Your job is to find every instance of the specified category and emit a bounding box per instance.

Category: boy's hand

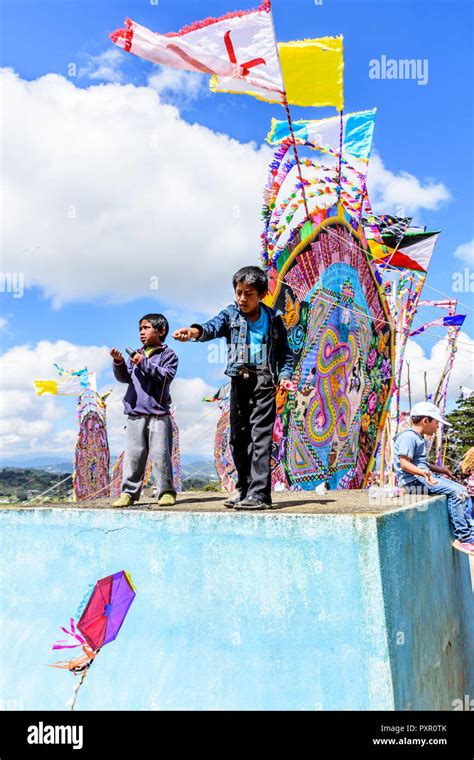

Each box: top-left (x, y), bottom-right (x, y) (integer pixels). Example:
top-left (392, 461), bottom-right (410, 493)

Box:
top-left (110, 348), bottom-right (124, 363)
top-left (173, 327), bottom-right (199, 342)
top-left (437, 465), bottom-right (454, 479)
top-left (423, 471), bottom-right (437, 486)
top-left (278, 378), bottom-right (295, 392)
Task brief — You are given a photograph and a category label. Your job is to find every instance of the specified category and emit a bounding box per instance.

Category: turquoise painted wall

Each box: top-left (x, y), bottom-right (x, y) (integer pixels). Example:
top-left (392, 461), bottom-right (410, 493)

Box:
top-left (0, 499), bottom-right (472, 711)
top-left (377, 503), bottom-right (474, 710)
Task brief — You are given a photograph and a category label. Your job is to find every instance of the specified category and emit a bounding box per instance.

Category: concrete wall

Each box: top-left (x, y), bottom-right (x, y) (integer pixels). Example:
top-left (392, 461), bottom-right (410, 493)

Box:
top-left (377, 502), bottom-right (474, 710)
top-left (0, 498), bottom-right (472, 711)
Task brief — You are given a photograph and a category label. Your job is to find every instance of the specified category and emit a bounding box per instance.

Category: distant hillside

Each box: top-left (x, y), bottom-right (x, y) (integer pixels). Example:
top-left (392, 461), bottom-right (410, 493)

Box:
top-left (181, 458), bottom-right (218, 480)
top-left (0, 456), bottom-right (75, 473)
top-left (0, 454), bottom-right (216, 479)
top-left (0, 455), bottom-right (220, 501)
top-left (0, 468), bottom-right (73, 502)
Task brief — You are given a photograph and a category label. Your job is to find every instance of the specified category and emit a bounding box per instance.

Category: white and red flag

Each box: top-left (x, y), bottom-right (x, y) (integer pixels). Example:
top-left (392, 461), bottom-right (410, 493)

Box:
top-left (417, 299), bottom-right (457, 312)
top-left (110, 1), bottom-right (283, 96)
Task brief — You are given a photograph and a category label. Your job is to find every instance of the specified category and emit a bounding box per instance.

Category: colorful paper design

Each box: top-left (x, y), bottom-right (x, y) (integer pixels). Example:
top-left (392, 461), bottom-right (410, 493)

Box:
top-left (261, 136), bottom-right (371, 262)
top-left (73, 392), bottom-right (110, 501)
top-left (265, 205), bottom-right (393, 490)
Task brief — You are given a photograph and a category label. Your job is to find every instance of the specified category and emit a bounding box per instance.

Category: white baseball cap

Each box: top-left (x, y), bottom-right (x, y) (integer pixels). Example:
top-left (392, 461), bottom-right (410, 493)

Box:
top-left (410, 401), bottom-right (452, 426)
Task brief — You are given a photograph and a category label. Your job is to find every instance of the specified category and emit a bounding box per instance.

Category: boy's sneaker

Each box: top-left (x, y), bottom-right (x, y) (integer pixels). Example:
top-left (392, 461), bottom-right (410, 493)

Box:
top-left (235, 497), bottom-right (271, 511)
top-left (452, 539), bottom-right (474, 556)
top-left (113, 493), bottom-right (134, 508)
top-left (158, 492), bottom-right (176, 506)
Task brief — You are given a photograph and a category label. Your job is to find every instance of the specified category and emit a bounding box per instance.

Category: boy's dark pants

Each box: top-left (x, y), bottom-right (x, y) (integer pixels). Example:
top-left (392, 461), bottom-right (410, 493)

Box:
top-left (229, 368), bottom-right (276, 504)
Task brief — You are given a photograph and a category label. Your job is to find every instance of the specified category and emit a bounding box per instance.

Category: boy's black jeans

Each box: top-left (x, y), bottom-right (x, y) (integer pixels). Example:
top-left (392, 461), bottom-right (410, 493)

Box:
top-left (229, 367), bottom-right (276, 505)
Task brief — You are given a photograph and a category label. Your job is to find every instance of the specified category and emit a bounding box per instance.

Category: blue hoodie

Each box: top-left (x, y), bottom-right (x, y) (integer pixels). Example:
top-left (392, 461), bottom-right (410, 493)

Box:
top-left (113, 344), bottom-right (178, 416)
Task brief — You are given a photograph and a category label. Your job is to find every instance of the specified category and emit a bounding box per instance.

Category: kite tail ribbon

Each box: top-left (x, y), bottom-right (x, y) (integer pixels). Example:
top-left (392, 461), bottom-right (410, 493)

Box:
top-left (52, 618), bottom-right (85, 650)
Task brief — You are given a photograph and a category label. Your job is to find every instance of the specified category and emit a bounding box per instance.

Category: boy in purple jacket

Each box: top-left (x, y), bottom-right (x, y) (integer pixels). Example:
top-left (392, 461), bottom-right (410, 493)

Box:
top-left (110, 313), bottom-right (179, 508)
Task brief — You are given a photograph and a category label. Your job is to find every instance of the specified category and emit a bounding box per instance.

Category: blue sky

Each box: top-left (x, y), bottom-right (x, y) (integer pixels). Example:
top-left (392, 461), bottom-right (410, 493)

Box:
top-left (1, 0), bottom-right (473, 457)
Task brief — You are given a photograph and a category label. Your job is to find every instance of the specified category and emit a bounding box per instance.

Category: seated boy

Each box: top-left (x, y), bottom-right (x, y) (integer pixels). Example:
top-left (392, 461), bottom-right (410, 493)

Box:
top-left (173, 266), bottom-right (293, 510)
top-left (110, 313), bottom-right (179, 508)
top-left (393, 401), bottom-right (473, 554)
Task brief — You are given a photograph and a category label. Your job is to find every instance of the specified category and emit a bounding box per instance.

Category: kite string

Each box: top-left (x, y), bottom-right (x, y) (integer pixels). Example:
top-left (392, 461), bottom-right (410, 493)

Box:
top-left (70, 668), bottom-right (89, 711)
top-left (281, 94), bottom-right (310, 220)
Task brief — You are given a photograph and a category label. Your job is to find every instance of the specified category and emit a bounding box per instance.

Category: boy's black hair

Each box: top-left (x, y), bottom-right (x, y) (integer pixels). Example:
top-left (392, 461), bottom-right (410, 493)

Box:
top-left (411, 415), bottom-right (434, 424)
top-left (232, 266), bottom-right (268, 296)
top-left (139, 313), bottom-right (169, 339)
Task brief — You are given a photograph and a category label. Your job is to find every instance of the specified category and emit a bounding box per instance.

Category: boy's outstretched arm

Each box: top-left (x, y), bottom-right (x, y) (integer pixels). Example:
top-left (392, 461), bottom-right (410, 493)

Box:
top-left (110, 348), bottom-right (132, 383)
top-left (173, 309), bottom-right (230, 343)
top-left (173, 327), bottom-right (202, 342)
top-left (399, 455), bottom-right (437, 485)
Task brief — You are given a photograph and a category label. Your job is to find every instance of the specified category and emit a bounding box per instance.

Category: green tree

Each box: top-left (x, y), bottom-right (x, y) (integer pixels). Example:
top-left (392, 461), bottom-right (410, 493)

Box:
top-left (444, 394), bottom-right (474, 468)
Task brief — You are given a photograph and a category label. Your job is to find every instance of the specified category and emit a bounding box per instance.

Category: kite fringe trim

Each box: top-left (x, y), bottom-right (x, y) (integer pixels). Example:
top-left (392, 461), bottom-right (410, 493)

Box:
top-left (163, 1), bottom-right (271, 37)
top-left (110, 2), bottom-right (272, 51)
top-left (282, 34), bottom-right (344, 48)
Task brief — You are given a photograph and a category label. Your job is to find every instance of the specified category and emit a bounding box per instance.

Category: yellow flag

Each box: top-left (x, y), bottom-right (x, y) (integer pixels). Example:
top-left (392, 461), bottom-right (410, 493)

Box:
top-left (210, 35), bottom-right (344, 110)
top-left (34, 380), bottom-right (59, 396)
top-left (280, 36), bottom-right (344, 109)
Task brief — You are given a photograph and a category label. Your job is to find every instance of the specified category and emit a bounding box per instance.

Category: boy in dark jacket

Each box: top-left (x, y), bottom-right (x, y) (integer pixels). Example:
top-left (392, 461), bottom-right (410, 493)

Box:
top-left (111, 313), bottom-right (179, 508)
top-left (173, 266), bottom-right (293, 510)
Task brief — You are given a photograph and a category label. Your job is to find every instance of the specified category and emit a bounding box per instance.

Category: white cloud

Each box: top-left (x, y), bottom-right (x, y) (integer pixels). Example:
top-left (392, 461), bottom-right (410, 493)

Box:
top-left (2, 69), bottom-right (453, 317)
top-left (400, 331), bottom-right (474, 407)
top-left (454, 239), bottom-right (474, 266)
top-left (0, 317), bottom-right (9, 330)
top-left (0, 340), bottom-right (220, 459)
top-left (148, 68), bottom-right (208, 105)
top-left (1, 68), bottom-right (270, 315)
top-left (367, 152), bottom-right (450, 217)
top-left (78, 49), bottom-right (125, 83)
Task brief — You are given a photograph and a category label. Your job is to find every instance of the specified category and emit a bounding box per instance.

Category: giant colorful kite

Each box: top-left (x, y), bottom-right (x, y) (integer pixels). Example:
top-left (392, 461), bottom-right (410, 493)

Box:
top-left (110, 1), bottom-right (453, 488)
top-left (33, 366), bottom-right (112, 500)
top-left (262, 202), bottom-right (393, 490)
